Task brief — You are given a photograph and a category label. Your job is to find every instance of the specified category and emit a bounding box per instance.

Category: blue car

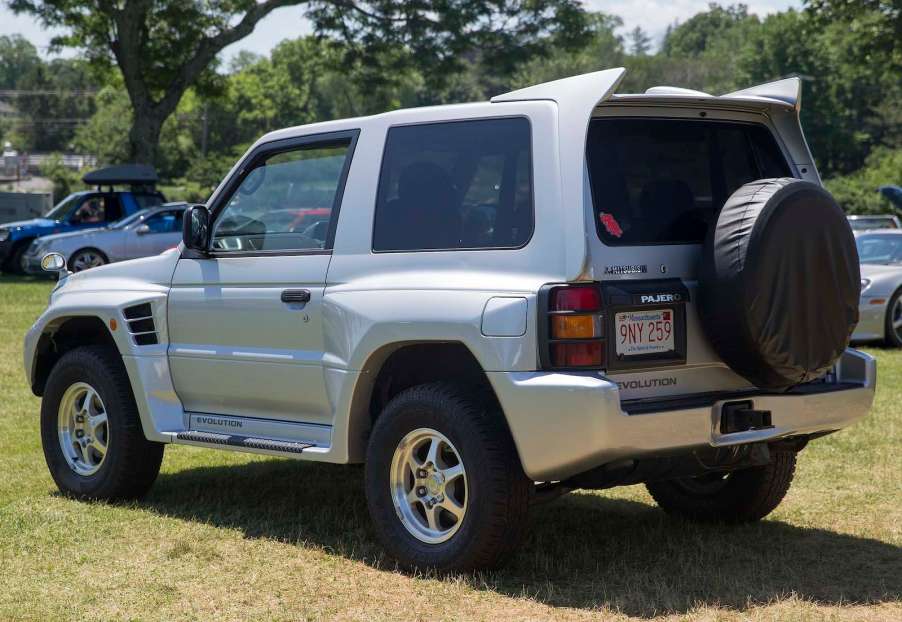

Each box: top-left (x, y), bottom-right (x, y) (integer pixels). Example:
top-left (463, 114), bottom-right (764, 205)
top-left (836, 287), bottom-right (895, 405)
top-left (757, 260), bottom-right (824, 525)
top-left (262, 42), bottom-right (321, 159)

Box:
top-left (0, 165), bottom-right (165, 273)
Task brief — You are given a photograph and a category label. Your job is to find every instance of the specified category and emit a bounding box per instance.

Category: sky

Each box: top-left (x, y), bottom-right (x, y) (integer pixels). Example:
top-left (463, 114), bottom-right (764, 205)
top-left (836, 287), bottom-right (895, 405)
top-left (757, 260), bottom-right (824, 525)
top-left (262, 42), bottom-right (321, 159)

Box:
top-left (0, 1), bottom-right (800, 63)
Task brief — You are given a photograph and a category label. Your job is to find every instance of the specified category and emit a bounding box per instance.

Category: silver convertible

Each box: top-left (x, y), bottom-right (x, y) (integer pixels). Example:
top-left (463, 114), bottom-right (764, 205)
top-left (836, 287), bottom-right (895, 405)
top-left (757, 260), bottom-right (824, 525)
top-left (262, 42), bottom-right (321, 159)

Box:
top-left (855, 229), bottom-right (902, 347)
top-left (22, 203), bottom-right (186, 273)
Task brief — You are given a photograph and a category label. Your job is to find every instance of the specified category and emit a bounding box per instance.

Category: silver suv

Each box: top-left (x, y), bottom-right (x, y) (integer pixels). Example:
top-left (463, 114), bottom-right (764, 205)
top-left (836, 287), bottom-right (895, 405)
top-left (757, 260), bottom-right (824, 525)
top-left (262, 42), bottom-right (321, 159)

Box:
top-left (24, 69), bottom-right (875, 571)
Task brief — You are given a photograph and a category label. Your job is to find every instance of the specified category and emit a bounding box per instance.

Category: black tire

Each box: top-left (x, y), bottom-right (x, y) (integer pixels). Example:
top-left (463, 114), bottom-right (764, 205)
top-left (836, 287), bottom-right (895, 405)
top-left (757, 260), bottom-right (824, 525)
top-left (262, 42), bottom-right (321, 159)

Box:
top-left (2, 239), bottom-right (31, 274)
top-left (884, 289), bottom-right (902, 348)
top-left (365, 382), bottom-right (531, 571)
top-left (41, 345), bottom-right (164, 500)
top-left (645, 450), bottom-right (797, 523)
top-left (68, 248), bottom-right (108, 272)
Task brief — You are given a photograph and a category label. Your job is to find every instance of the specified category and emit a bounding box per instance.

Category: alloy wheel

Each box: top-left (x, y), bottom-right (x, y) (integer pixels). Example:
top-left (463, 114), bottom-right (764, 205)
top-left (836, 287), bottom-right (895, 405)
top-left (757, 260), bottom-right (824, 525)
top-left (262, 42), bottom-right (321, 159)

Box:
top-left (892, 296), bottom-right (902, 342)
top-left (57, 382), bottom-right (109, 476)
top-left (389, 428), bottom-right (468, 544)
top-left (70, 251), bottom-right (105, 272)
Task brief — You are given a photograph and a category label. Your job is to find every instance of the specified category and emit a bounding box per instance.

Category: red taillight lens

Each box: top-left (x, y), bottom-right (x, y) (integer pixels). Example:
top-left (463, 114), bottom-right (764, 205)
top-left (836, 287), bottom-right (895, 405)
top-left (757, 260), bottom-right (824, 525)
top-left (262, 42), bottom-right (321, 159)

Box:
top-left (544, 283), bottom-right (605, 370)
top-left (551, 342), bottom-right (604, 367)
top-left (551, 286), bottom-right (602, 311)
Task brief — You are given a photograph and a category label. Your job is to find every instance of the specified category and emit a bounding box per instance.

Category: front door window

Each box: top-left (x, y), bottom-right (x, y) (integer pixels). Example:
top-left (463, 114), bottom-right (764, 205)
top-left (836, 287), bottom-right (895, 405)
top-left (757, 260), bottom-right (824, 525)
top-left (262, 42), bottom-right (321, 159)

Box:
top-left (211, 141), bottom-right (352, 253)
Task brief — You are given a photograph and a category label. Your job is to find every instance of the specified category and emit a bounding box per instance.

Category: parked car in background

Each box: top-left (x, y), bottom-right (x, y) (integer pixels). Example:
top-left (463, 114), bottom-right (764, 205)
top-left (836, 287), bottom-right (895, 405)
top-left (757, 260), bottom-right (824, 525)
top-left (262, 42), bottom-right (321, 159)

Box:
top-left (23, 203), bottom-right (186, 274)
top-left (0, 164), bottom-right (164, 274)
top-left (847, 214), bottom-right (902, 231)
top-left (853, 230), bottom-right (902, 347)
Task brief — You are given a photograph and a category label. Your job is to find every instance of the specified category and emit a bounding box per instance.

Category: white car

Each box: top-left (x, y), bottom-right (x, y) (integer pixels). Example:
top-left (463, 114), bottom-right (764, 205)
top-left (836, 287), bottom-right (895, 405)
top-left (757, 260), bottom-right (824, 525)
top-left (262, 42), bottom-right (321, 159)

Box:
top-left (24, 70), bottom-right (874, 571)
top-left (23, 204), bottom-right (186, 273)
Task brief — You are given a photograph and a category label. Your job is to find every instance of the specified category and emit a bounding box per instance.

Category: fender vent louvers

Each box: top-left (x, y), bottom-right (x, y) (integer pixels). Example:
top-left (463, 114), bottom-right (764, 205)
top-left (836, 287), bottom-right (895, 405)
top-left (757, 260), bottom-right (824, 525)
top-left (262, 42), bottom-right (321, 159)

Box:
top-left (123, 302), bottom-right (158, 346)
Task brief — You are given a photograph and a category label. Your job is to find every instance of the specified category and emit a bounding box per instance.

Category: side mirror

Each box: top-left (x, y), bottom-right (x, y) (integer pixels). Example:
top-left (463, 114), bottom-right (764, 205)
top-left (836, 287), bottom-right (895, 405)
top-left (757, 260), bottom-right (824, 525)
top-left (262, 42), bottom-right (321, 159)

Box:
top-left (135, 224), bottom-right (151, 236)
top-left (183, 205), bottom-right (210, 252)
top-left (41, 252), bottom-right (68, 274)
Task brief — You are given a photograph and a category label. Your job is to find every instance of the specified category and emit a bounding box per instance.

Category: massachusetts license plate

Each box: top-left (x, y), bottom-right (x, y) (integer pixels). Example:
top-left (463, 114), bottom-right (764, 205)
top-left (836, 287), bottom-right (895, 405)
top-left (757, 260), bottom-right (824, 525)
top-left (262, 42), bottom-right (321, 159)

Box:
top-left (615, 309), bottom-right (674, 356)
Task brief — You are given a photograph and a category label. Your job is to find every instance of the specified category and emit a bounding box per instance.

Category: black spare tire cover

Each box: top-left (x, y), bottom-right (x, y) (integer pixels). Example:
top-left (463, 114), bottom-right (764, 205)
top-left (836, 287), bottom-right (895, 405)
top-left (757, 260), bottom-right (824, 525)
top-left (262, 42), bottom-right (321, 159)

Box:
top-left (699, 178), bottom-right (860, 391)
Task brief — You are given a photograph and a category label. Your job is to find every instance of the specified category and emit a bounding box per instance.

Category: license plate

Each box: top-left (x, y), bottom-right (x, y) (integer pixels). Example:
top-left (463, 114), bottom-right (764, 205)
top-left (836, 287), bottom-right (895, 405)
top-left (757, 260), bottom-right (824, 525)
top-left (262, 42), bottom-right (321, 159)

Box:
top-left (615, 309), bottom-right (674, 356)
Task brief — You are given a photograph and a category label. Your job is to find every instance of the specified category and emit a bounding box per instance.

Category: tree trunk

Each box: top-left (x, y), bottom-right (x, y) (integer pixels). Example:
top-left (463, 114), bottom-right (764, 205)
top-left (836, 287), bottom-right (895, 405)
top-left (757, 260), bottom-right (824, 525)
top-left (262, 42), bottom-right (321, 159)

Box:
top-left (127, 108), bottom-right (165, 166)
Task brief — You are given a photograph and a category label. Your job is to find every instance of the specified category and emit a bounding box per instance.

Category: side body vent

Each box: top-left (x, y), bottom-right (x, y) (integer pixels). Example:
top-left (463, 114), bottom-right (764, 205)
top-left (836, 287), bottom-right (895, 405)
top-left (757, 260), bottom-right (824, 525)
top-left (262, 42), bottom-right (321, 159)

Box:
top-left (123, 302), bottom-right (158, 346)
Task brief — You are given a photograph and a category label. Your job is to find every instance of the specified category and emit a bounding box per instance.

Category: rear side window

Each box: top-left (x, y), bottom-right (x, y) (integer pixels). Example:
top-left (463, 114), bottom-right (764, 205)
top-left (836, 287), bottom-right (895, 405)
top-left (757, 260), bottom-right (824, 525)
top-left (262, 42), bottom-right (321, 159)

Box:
top-left (373, 118), bottom-right (533, 251)
top-left (133, 193), bottom-right (165, 210)
top-left (586, 119), bottom-right (792, 245)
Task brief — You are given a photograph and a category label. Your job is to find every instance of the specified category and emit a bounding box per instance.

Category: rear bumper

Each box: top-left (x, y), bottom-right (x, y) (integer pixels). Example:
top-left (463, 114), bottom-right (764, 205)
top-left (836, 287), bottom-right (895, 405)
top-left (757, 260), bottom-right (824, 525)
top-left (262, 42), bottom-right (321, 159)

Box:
top-left (489, 348), bottom-right (876, 481)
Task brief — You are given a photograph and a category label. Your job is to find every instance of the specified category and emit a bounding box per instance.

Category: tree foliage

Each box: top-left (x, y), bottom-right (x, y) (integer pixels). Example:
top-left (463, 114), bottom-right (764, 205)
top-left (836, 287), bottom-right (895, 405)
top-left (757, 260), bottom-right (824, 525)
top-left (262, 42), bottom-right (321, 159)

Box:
top-left (9, 0), bottom-right (588, 165)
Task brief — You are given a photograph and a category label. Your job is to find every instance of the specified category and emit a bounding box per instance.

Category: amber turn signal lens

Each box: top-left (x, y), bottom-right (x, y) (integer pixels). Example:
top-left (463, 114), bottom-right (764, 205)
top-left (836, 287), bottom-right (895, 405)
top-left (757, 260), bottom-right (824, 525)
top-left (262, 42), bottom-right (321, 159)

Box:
top-left (551, 315), bottom-right (597, 339)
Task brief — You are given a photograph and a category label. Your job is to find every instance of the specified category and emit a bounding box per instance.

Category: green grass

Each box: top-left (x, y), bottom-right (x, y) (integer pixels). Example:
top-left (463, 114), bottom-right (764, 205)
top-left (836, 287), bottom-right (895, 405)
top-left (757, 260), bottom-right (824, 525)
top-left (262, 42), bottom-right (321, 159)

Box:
top-left (0, 275), bottom-right (899, 621)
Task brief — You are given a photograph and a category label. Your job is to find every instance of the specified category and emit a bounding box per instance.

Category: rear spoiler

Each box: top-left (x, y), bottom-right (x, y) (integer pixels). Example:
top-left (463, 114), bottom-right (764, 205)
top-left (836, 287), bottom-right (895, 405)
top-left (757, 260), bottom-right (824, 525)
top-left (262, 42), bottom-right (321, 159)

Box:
top-left (492, 70), bottom-right (802, 113)
top-left (722, 77), bottom-right (802, 111)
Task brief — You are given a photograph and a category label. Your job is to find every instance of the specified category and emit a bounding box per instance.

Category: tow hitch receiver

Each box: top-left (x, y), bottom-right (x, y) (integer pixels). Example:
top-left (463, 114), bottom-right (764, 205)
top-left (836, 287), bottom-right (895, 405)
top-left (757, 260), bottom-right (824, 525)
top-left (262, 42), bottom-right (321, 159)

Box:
top-left (721, 400), bottom-right (773, 434)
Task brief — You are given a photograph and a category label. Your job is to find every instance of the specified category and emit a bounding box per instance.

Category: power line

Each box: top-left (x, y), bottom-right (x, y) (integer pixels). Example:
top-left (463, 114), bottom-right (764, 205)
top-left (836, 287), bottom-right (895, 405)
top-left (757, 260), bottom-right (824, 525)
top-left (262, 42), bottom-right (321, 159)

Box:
top-left (0, 89), bottom-right (98, 97)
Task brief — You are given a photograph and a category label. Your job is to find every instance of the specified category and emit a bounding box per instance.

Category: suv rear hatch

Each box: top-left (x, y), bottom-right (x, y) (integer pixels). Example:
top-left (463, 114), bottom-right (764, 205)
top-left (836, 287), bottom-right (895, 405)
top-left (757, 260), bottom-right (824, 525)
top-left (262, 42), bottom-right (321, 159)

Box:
top-left (581, 106), bottom-right (799, 400)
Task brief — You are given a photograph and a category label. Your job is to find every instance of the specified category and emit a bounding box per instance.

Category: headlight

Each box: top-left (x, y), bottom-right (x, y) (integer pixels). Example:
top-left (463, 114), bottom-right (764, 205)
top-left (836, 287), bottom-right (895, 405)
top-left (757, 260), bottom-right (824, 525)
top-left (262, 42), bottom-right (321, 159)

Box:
top-left (0, 229), bottom-right (8, 242)
top-left (860, 278), bottom-right (872, 293)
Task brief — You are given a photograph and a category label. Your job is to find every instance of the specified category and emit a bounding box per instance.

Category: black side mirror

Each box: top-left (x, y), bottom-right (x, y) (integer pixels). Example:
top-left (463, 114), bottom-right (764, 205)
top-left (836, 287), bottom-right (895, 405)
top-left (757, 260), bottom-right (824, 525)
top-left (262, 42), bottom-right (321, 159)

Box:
top-left (183, 205), bottom-right (210, 252)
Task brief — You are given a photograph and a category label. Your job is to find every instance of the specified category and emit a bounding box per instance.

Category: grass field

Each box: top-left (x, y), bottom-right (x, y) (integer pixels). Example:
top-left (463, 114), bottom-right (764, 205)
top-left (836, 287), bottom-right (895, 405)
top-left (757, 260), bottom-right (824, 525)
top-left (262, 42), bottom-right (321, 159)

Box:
top-left (0, 275), bottom-right (899, 621)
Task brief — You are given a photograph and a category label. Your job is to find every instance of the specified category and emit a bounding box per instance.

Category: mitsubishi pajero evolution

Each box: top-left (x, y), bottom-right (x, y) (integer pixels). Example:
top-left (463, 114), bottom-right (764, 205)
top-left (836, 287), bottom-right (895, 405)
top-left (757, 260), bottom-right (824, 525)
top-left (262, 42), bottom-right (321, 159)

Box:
top-left (25, 69), bottom-right (875, 571)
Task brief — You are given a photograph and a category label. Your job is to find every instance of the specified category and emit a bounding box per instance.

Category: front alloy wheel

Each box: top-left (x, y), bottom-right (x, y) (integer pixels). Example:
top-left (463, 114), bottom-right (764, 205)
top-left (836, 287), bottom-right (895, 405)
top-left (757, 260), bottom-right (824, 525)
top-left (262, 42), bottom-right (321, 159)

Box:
top-left (390, 428), bottom-right (467, 544)
top-left (57, 382), bottom-right (109, 476)
top-left (41, 345), bottom-right (164, 500)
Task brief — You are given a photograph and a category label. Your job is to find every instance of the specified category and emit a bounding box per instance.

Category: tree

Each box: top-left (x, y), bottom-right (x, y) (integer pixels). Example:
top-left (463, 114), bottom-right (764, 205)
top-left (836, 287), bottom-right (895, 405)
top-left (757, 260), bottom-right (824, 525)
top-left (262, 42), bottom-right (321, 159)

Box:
top-left (662, 3), bottom-right (755, 57)
top-left (9, 0), bottom-right (587, 167)
top-left (628, 26), bottom-right (651, 56)
top-left (0, 34), bottom-right (41, 89)
top-left (511, 12), bottom-right (623, 89)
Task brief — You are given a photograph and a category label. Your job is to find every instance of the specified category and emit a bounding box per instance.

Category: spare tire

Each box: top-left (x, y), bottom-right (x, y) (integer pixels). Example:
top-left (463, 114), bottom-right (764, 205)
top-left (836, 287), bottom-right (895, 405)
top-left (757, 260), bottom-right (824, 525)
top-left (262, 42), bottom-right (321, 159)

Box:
top-left (699, 178), bottom-right (859, 391)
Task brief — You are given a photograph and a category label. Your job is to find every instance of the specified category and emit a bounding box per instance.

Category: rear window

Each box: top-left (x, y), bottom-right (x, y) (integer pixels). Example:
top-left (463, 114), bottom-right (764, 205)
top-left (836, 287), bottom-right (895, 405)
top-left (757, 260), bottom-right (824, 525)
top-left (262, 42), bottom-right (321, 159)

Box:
top-left (849, 217), bottom-right (898, 231)
top-left (586, 119), bottom-right (792, 245)
top-left (373, 117), bottom-right (533, 252)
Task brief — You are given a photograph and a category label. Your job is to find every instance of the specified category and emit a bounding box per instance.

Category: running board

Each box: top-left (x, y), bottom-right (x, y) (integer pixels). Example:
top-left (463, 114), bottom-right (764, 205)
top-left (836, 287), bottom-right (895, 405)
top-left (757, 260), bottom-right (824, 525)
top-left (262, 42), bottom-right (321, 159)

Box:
top-left (175, 431), bottom-right (313, 454)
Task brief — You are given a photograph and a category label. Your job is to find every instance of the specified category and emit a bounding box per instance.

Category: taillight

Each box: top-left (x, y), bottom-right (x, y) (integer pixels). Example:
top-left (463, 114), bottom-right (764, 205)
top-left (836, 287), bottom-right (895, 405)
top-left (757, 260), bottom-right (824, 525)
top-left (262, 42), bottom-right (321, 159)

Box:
top-left (543, 283), bottom-right (605, 369)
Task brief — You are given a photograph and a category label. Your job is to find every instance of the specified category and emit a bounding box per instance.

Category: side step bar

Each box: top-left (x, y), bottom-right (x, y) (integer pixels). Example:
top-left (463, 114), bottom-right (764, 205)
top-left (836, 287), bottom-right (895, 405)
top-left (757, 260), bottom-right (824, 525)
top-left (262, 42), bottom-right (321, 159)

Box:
top-left (175, 431), bottom-right (313, 454)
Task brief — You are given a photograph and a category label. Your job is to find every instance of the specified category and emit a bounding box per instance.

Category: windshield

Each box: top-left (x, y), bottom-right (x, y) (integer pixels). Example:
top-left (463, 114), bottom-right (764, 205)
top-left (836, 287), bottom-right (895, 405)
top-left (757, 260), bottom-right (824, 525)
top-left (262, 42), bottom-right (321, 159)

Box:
top-left (44, 194), bottom-right (81, 220)
top-left (110, 208), bottom-right (151, 229)
top-left (848, 217), bottom-right (898, 231)
top-left (856, 235), bottom-right (902, 264)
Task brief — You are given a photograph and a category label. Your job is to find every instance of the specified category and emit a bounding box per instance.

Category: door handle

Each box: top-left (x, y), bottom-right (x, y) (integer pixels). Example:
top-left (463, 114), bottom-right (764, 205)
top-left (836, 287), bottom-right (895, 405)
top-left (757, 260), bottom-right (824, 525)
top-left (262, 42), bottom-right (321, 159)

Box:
top-left (281, 289), bottom-right (311, 304)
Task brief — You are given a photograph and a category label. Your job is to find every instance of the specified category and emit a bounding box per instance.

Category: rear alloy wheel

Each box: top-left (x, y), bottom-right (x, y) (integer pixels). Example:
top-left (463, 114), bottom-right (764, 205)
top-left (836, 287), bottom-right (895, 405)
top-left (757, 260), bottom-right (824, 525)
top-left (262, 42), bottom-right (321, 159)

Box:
top-left (69, 249), bottom-right (107, 272)
top-left (885, 290), bottom-right (902, 348)
top-left (389, 428), bottom-right (468, 544)
top-left (365, 382), bottom-right (531, 571)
